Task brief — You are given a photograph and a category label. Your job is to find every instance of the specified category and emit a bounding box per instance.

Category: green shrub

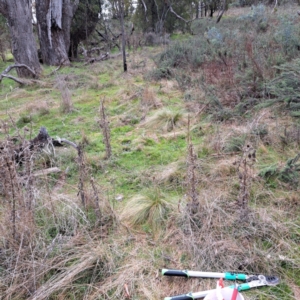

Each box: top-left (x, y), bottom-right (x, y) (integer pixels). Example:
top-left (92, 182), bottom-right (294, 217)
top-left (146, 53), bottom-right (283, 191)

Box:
top-left (224, 134), bottom-right (247, 152)
top-left (266, 58), bottom-right (300, 116)
top-left (259, 153), bottom-right (300, 188)
top-left (154, 37), bottom-right (211, 70)
top-left (251, 124), bottom-right (268, 138)
top-left (146, 66), bottom-right (172, 81)
top-left (207, 27), bottom-right (224, 47)
top-left (275, 16), bottom-right (300, 58)
top-left (238, 4), bottom-right (269, 32)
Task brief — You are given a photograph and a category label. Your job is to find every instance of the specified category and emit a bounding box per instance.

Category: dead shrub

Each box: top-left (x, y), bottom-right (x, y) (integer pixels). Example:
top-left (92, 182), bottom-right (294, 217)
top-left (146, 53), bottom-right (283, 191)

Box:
top-left (25, 101), bottom-right (50, 116)
top-left (55, 76), bottom-right (74, 114)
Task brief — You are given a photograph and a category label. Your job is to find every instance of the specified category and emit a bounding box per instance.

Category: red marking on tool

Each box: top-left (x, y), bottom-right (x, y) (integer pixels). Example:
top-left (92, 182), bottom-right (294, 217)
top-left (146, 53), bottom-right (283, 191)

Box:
top-left (231, 285), bottom-right (239, 300)
top-left (218, 278), bottom-right (225, 288)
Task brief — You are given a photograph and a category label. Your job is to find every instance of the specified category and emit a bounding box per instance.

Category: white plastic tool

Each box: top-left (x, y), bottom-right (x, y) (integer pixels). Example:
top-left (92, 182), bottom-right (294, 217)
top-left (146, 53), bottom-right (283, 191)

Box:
top-left (203, 287), bottom-right (245, 300)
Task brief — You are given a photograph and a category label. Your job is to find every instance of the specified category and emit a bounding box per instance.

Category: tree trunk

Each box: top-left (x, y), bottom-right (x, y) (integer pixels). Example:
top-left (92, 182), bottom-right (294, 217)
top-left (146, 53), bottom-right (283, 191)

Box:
top-left (0, 0), bottom-right (41, 78)
top-left (62, 0), bottom-right (79, 55)
top-left (150, 1), bottom-right (156, 32)
top-left (119, 0), bottom-right (127, 72)
top-left (36, 0), bottom-right (77, 66)
top-left (69, 0), bottom-right (99, 60)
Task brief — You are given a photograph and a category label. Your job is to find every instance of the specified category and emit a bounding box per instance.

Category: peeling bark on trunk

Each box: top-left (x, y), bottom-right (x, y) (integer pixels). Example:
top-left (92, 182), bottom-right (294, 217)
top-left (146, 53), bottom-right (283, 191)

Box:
top-left (0, 0), bottom-right (41, 78)
top-left (62, 0), bottom-right (79, 56)
top-left (36, 0), bottom-right (78, 66)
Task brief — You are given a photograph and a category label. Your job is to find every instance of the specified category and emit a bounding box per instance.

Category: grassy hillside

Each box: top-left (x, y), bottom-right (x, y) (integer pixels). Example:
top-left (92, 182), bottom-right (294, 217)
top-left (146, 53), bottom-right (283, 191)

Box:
top-left (0, 5), bottom-right (299, 300)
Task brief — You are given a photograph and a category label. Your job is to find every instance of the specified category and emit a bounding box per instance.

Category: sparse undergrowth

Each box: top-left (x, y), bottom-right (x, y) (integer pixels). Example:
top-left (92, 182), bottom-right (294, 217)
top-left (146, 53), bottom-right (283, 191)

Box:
top-left (0, 5), bottom-right (300, 300)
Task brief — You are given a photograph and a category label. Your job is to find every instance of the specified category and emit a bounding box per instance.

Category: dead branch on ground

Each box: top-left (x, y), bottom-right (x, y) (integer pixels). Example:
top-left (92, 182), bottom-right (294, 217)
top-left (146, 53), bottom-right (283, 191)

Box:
top-left (83, 52), bottom-right (110, 65)
top-left (0, 64), bottom-right (37, 85)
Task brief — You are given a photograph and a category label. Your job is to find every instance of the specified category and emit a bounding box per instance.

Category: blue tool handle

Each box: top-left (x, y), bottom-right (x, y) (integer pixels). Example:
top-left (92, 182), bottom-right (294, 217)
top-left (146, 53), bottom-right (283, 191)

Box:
top-left (238, 283), bottom-right (251, 291)
top-left (224, 272), bottom-right (247, 280)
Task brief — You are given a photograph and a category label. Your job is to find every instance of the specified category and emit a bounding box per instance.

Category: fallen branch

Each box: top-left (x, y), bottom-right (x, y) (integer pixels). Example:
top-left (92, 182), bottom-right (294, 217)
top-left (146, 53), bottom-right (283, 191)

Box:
top-left (83, 52), bottom-right (110, 65)
top-left (32, 167), bottom-right (61, 177)
top-left (0, 64), bottom-right (37, 85)
top-left (53, 137), bottom-right (78, 149)
top-left (47, 60), bottom-right (67, 76)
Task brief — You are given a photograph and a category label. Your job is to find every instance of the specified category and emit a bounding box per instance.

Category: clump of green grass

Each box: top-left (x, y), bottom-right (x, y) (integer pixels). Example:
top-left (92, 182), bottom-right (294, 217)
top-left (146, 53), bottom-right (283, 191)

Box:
top-left (16, 114), bottom-right (32, 127)
top-left (224, 133), bottom-right (247, 153)
top-left (121, 189), bottom-right (174, 233)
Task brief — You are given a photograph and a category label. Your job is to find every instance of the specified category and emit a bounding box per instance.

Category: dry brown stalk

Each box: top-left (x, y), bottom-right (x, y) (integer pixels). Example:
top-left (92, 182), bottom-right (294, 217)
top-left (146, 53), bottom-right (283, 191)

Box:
top-left (1, 142), bottom-right (21, 240)
top-left (99, 99), bottom-right (112, 159)
top-left (245, 37), bottom-right (264, 93)
top-left (0, 132), bottom-right (40, 255)
top-left (24, 145), bottom-right (35, 211)
top-left (186, 116), bottom-right (200, 215)
top-left (90, 177), bottom-right (102, 224)
top-left (56, 77), bottom-right (74, 113)
top-left (77, 143), bottom-right (87, 208)
top-left (236, 143), bottom-right (256, 221)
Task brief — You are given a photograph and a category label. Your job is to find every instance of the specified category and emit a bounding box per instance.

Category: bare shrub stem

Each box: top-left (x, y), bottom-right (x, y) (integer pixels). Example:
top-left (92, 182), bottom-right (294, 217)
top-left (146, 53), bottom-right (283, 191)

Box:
top-left (236, 143), bottom-right (256, 221)
top-left (186, 116), bottom-right (199, 215)
top-left (99, 99), bottom-right (112, 159)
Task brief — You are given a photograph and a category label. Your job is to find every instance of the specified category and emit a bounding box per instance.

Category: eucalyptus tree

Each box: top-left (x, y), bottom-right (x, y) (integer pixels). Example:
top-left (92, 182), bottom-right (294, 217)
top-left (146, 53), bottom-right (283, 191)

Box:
top-left (134, 0), bottom-right (195, 34)
top-left (108, 0), bottom-right (128, 71)
top-left (0, 0), bottom-right (42, 77)
top-left (0, 14), bottom-right (9, 61)
top-left (69, 0), bottom-right (103, 59)
top-left (35, 0), bottom-right (80, 66)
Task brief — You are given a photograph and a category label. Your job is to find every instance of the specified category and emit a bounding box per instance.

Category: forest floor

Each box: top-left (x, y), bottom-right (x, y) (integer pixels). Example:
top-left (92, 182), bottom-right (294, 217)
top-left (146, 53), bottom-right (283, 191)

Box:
top-left (0, 4), bottom-right (300, 300)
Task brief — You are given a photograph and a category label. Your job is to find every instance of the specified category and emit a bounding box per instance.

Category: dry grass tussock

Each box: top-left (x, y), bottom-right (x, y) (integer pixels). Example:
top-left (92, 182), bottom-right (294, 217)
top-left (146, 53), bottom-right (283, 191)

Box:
top-left (163, 195), bottom-right (298, 287)
top-left (159, 79), bottom-right (179, 95)
top-left (0, 188), bottom-right (117, 299)
top-left (120, 190), bottom-right (176, 233)
top-left (209, 156), bottom-right (237, 178)
top-left (54, 76), bottom-right (74, 114)
top-left (86, 252), bottom-right (163, 300)
top-left (27, 242), bottom-right (113, 300)
top-left (0, 128), bottom-right (118, 299)
top-left (152, 161), bottom-right (184, 185)
top-left (207, 109), bottom-right (280, 153)
top-left (25, 101), bottom-right (50, 116)
top-left (143, 108), bottom-right (188, 132)
top-left (141, 85), bottom-right (161, 109)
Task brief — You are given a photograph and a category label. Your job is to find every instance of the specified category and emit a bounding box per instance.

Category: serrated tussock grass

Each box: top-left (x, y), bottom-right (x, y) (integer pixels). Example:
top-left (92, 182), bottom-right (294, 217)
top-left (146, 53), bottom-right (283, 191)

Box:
top-left (143, 108), bottom-right (187, 132)
top-left (120, 189), bottom-right (175, 233)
